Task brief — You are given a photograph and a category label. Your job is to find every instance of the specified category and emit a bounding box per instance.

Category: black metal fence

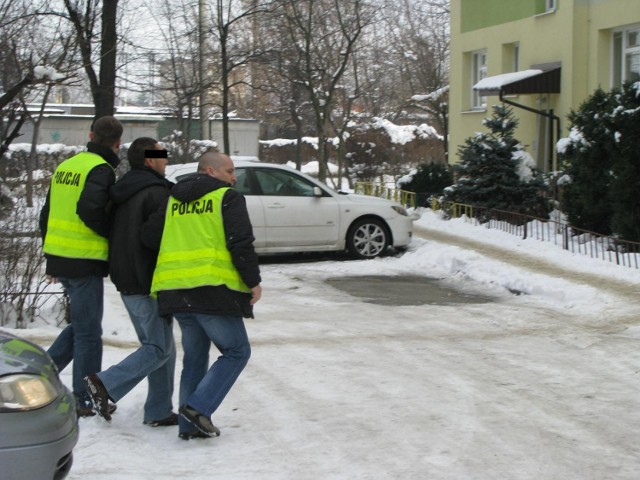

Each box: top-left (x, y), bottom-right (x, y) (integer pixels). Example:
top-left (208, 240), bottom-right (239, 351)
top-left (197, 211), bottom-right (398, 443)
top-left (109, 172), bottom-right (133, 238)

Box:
top-left (350, 183), bottom-right (640, 269)
top-left (438, 202), bottom-right (640, 269)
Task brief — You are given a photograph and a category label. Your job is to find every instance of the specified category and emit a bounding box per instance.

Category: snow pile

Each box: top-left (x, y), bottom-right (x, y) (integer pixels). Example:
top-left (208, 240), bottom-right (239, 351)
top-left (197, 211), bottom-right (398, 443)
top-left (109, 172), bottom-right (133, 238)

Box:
top-left (33, 66), bottom-right (65, 82)
top-left (370, 117), bottom-right (442, 144)
top-left (473, 69), bottom-right (542, 91)
top-left (411, 85), bottom-right (449, 102)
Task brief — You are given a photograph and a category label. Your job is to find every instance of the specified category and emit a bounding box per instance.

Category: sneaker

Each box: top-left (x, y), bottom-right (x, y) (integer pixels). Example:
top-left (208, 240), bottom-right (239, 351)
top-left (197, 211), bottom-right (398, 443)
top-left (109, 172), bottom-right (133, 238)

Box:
top-left (143, 412), bottom-right (179, 427)
top-left (84, 374), bottom-right (114, 422)
top-left (178, 431), bottom-right (212, 441)
top-left (178, 404), bottom-right (220, 437)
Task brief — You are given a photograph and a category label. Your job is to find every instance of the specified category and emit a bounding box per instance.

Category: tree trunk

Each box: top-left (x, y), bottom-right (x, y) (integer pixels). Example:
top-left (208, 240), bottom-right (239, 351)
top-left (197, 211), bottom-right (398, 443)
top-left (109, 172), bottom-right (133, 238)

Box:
top-left (222, 75), bottom-right (231, 154)
top-left (26, 86), bottom-right (54, 207)
top-left (0, 75), bottom-right (33, 110)
top-left (290, 99), bottom-right (303, 170)
top-left (95, 0), bottom-right (118, 118)
top-left (220, 27), bottom-right (231, 154)
top-left (315, 114), bottom-right (329, 182)
top-left (63, 0), bottom-right (118, 120)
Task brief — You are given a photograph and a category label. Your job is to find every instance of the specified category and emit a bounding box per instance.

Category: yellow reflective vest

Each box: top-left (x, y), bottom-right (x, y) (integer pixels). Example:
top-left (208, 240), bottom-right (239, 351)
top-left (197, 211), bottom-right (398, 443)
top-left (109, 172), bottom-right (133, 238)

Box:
top-left (43, 152), bottom-right (111, 260)
top-left (151, 188), bottom-right (250, 296)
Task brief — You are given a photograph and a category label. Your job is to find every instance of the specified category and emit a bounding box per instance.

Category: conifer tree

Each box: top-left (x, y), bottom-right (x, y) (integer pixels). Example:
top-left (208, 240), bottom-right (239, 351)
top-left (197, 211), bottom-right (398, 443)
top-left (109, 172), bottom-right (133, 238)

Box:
top-left (608, 82), bottom-right (640, 241)
top-left (444, 105), bottom-right (547, 217)
top-left (559, 82), bottom-right (640, 240)
top-left (559, 88), bottom-right (616, 235)
top-left (399, 163), bottom-right (453, 207)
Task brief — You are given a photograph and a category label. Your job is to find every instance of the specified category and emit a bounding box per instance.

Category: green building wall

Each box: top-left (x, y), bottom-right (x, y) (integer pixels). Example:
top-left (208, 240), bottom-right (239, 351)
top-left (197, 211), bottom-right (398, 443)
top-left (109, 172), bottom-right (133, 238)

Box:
top-left (449, 0), bottom-right (640, 171)
top-left (461, 0), bottom-right (549, 33)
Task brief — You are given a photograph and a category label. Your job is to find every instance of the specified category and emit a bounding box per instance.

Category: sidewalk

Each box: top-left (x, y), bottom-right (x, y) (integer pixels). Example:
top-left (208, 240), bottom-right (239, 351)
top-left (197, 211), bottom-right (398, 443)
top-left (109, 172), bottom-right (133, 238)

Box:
top-left (413, 224), bottom-right (640, 300)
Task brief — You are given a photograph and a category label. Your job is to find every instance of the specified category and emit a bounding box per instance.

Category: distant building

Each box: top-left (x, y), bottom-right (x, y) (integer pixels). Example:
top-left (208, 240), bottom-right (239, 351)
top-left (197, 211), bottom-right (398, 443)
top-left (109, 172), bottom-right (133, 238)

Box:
top-left (18, 104), bottom-right (260, 157)
top-left (449, 0), bottom-right (640, 172)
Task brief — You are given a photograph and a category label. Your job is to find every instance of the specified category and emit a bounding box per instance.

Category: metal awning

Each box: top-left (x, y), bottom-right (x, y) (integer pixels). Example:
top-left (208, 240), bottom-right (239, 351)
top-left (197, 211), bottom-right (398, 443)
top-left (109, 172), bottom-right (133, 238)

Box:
top-left (473, 62), bottom-right (561, 96)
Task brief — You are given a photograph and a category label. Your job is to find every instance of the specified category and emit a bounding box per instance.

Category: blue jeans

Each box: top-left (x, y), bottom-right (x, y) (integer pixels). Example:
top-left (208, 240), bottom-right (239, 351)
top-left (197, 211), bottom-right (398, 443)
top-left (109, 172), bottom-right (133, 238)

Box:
top-left (48, 276), bottom-right (104, 402)
top-left (175, 313), bottom-right (251, 433)
top-left (98, 294), bottom-right (176, 422)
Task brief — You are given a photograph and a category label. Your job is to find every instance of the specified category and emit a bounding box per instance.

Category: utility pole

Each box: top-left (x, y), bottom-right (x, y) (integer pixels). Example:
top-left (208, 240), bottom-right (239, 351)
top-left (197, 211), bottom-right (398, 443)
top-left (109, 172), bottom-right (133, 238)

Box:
top-left (199, 0), bottom-right (207, 140)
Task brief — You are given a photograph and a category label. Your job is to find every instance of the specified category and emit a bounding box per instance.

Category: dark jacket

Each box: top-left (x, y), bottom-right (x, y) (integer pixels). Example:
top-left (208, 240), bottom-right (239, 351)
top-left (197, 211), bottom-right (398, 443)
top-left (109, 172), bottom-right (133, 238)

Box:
top-left (142, 174), bottom-right (261, 318)
top-left (39, 142), bottom-right (120, 278)
top-left (108, 167), bottom-right (173, 295)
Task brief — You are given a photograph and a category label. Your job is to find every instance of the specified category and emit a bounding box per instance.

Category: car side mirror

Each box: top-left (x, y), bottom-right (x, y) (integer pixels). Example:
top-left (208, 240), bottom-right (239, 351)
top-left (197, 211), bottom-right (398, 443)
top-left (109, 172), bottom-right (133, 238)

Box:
top-left (313, 186), bottom-right (323, 197)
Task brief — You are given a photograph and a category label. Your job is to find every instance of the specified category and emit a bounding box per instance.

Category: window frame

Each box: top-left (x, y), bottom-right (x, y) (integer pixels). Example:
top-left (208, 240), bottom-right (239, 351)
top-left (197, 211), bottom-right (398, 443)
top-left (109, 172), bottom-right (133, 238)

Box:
top-left (252, 167), bottom-right (319, 197)
top-left (471, 50), bottom-right (488, 110)
top-left (612, 25), bottom-right (640, 89)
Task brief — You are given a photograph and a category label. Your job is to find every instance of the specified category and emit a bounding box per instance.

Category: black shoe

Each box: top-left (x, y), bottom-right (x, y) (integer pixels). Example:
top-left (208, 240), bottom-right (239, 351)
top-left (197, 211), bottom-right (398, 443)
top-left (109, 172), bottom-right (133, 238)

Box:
top-left (77, 400), bottom-right (117, 418)
top-left (143, 412), bottom-right (179, 427)
top-left (84, 374), bottom-right (114, 422)
top-left (178, 404), bottom-right (220, 437)
top-left (77, 401), bottom-right (96, 418)
top-left (178, 431), bottom-right (212, 441)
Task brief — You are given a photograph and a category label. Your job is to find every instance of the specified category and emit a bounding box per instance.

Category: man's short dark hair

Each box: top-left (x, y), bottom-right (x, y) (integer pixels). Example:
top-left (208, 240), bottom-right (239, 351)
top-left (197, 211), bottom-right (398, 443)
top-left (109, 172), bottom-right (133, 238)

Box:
top-left (127, 137), bottom-right (159, 168)
top-left (91, 116), bottom-right (123, 146)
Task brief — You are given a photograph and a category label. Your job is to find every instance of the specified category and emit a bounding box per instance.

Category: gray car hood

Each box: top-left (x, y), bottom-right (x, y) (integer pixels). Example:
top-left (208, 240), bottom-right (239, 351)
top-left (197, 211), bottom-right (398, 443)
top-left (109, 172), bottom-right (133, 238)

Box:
top-left (0, 332), bottom-right (56, 378)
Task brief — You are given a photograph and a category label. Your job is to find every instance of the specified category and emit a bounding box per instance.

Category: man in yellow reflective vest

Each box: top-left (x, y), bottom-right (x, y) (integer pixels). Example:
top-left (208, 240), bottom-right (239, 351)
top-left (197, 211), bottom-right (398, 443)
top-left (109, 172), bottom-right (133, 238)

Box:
top-left (39, 116), bottom-right (122, 417)
top-left (142, 150), bottom-right (262, 440)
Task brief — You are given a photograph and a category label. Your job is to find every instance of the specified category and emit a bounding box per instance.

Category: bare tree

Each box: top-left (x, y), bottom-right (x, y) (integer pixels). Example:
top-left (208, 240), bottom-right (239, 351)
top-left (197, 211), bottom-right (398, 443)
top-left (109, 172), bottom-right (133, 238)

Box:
top-left (0, 205), bottom-right (53, 328)
top-left (62, 0), bottom-right (120, 119)
top-left (1, 1), bottom-right (77, 215)
top-left (361, 2), bottom-right (448, 110)
top-left (207, 0), bottom-right (275, 154)
top-left (0, 3), bottom-right (73, 326)
top-left (18, 15), bottom-right (79, 206)
top-left (358, 0), bottom-right (449, 151)
top-left (274, 0), bottom-right (370, 182)
top-left (391, 0), bottom-right (449, 154)
top-left (251, 11), bottom-right (316, 169)
top-left (0, 1), bottom-right (42, 154)
top-left (145, 0), bottom-right (217, 160)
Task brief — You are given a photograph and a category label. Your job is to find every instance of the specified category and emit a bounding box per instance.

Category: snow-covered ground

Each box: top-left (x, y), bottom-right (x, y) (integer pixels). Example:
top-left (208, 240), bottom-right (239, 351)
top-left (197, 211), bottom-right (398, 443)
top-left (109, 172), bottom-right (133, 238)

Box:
top-left (5, 209), bottom-right (640, 479)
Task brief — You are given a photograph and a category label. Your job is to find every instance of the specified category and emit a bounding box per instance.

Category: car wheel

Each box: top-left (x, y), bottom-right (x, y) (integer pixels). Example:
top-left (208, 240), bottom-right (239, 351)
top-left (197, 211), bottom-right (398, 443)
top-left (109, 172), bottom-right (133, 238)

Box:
top-left (347, 218), bottom-right (390, 259)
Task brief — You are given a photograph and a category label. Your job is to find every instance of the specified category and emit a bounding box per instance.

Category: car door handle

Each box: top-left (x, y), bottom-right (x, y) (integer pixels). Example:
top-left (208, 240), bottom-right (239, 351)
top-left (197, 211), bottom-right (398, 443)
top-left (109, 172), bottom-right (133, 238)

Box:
top-left (266, 203), bottom-right (285, 209)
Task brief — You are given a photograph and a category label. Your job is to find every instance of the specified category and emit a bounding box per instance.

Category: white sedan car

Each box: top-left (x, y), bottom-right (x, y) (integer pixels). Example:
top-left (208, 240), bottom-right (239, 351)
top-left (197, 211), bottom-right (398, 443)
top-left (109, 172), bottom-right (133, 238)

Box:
top-left (166, 160), bottom-right (418, 259)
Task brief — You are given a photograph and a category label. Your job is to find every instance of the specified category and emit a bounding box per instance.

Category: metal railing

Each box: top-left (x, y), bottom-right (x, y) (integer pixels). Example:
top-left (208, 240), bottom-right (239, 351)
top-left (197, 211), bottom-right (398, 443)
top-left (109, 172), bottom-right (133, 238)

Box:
top-left (330, 184), bottom-right (640, 269)
top-left (432, 200), bottom-right (640, 269)
top-left (354, 182), bottom-right (416, 208)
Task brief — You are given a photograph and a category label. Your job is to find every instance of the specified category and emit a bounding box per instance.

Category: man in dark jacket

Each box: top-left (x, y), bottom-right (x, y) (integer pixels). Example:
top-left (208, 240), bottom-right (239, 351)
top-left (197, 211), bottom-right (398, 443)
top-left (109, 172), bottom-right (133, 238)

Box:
top-left (84, 138), bottom-right (177, 426)
top-left (40, 116), bottom-right (122, 416)
top-left (142, 150), bottom-right (261, 440)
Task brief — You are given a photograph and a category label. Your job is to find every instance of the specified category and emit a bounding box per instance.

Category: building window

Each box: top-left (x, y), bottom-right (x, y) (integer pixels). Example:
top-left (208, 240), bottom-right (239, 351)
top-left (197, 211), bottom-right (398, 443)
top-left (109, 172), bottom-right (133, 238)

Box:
top-left (613, 26), bottom-right (640, 89)
top-left (545, 0), bottom-right (557, 12)
top-left (502, 42), bottom-right (519, 74)
top-left (472, 50), bottom-right (487, 109)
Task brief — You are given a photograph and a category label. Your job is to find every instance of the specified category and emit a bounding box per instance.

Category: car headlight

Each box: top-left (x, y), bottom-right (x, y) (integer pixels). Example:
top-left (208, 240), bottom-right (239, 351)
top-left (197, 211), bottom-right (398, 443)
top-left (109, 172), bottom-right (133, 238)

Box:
top-left (0, 374), bottom-right (59, 411)
top-left (391, 205), bottom-right (409, 216)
